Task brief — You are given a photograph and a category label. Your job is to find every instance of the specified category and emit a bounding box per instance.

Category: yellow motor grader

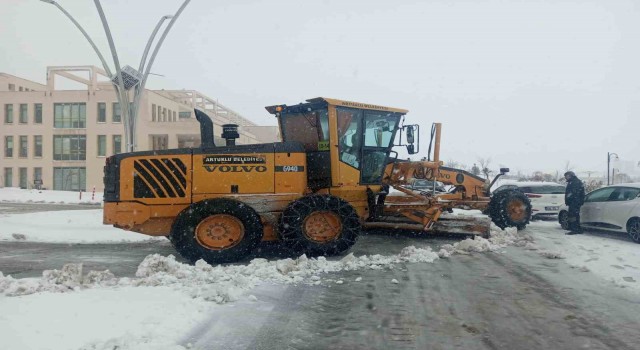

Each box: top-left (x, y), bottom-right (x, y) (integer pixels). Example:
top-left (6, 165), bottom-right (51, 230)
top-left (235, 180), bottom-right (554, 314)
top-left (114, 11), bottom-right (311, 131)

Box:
top-left (103, 97), bottom-right (531, 263)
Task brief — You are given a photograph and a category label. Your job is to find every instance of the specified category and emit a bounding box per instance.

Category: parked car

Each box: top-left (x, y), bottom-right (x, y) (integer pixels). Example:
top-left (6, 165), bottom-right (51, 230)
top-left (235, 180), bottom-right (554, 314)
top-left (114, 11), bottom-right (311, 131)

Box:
top-left (493, 182), bottom-right (565, 219)
top-left (406, 178), bottom-right (447, 193)
top-left (558, 184), bottom-right (640, 243)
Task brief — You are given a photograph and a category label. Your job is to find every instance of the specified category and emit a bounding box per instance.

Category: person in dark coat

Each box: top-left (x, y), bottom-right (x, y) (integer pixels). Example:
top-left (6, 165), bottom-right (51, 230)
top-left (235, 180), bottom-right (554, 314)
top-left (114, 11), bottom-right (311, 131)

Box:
top-left (564, 171), bottom-right (586, 234)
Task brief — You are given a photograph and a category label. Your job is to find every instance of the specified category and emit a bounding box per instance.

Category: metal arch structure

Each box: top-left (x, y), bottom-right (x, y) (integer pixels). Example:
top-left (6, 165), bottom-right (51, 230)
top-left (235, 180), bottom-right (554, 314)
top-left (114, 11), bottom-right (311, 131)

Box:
top-left (40, 0), bottom-right (192, 152)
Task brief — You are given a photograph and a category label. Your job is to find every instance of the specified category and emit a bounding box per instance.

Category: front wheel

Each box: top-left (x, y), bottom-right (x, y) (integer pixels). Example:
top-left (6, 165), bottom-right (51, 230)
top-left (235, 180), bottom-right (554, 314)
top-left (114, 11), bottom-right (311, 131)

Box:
top-left (279, 195), bottom-right (361, 257)
top-left (489, 190), bottom-right (532, 230)
top-left (559, 211), bottom-right (570, 230)
top-left (627, 218), bottom-right (640, 243)
top-left (169, 198), bottom-right (264, 264)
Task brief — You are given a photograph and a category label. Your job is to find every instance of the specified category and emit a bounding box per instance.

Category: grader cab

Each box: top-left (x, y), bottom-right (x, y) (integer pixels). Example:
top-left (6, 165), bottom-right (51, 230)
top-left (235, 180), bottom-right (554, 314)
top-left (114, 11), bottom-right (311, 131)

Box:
top-left (103, 97), bottom-right (531, 264)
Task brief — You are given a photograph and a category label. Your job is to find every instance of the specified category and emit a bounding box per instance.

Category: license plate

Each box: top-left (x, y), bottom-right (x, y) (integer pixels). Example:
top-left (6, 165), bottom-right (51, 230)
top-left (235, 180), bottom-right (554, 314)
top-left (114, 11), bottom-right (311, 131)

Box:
top-left (545, 206), bottom-right (559, 211)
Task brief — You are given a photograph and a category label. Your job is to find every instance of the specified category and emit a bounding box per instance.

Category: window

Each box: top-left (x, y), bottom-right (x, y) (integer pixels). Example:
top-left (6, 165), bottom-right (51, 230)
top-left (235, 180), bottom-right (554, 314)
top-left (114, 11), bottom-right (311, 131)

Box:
top-left (5, 104), bottom-right (13, 123)
top-left (53, 135), bottom-right (86, 161)
top-left (19, 86), bottom-right (23, 92)
top-left (19, 136), bottom-right (28, 158)
top-left (112, 103), bottom-right (121, 123)
top-left (33, 167), bottom-right (42, 188)
top-left (585, 187), bottom-right (617, 203)
top-left (8, 83), bottom-right (15, 91)
top-left (606, 187), bottom-right (640, 201)
top-left (151, 135), bottom-right (168, 150)
top-left (19, 104), bottom-right (28, 123)
top-left (179, 111), bottom-right (191, 119)
top-left (337, 107), bottom-right (363, 169)
top-left (97, 103), bottom-right (106, 123)
top-left (519, 185), bottom-right (566, 194)
top-left (19, 168), bottom-right (27, 189)
top-left (53, 167), bottom-right (86, 191)
top-left (113, 135), bottom-right (122, 154)
top-left (3, 168), bottom-right (12, 187)
top-left (97, 135), bottom-right (106, 157)
top-left (163, 107), bottom-right (167, 122)
top-left (157, 105), bottom-right (162, 121)
top-left (34, 167), bottom-right (42, 181)
top-left (34, 103), bottom-right (42, 124)
top-left (152, 104), bottom-right (156, 122)
top-left (4, 136), bottom-right (13, 157)
top-left (280, 108), bottom-right (330, 151)
top-left (363, 112), bottom-right (399, 148)
top-left (173, 111), bottom-right (176, 122)
top-left (34, 135), bottom-right (43, 157)
top-left (54, 103), bottom-right (86, 128)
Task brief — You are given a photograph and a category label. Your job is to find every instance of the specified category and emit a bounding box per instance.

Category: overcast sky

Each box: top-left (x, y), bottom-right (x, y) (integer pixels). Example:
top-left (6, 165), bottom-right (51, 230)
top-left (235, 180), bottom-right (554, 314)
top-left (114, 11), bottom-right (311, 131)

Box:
top-left (2, 0), bottom-right (639, 176)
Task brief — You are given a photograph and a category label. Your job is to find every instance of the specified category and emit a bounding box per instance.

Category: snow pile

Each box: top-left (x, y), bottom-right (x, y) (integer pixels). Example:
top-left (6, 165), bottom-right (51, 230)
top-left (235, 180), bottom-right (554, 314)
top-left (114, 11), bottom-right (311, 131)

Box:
top-left (0, 210), bottom-right (164, 243)
top-left (439, 223), bottom-right (532, 256)
top-left (131, 248), bottom-right (440, 302)
top-left (0, 245), bottom-right (440, 300)
top-left (0, 264), bottom-right (117, 297)
top-left (0, 187), bottom-right (103, 204)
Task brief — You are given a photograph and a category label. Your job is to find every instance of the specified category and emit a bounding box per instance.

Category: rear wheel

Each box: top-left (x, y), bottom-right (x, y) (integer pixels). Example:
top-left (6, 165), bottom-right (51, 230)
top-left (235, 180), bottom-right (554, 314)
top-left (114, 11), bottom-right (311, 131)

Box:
top-left (279, 194), bottom-right (361, 257)
top-left (169, 198), bottom-right (263, 264)
top-left (559, 211), bottom-right (569, 230)
top-left (627, 218), bottom-right (640, 243)
top-left (489, 190), bottom-right (532, 230)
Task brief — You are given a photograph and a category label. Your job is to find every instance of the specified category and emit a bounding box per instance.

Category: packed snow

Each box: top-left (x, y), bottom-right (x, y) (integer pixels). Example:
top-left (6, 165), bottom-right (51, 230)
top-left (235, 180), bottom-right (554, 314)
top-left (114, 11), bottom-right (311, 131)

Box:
top-left (0, 187), bottom-right (103, 204)
top-left (0, 209), bottom-right (163, 243)
top-left (523, 221), bottom-right (640, 290)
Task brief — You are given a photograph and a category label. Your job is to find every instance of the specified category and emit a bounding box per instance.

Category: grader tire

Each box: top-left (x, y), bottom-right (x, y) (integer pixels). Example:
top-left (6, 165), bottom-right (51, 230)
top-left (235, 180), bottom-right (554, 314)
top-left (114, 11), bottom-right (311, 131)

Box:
top-left (279, 195), bottom-right (361, 257)
top-left (489, 190), bottom-right (532, 230)
top-left (169, 198), bottom-right (263, 264)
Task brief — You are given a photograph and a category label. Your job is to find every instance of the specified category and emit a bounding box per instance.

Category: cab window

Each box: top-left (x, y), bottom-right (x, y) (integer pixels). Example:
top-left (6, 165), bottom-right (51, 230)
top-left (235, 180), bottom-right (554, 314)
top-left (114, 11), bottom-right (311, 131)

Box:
top-left (337, 107), bottom-right (362, 169)
top-left (363, 112), bottom-right (399, 148)
top-left (280, 108), bottom-right (329, 151)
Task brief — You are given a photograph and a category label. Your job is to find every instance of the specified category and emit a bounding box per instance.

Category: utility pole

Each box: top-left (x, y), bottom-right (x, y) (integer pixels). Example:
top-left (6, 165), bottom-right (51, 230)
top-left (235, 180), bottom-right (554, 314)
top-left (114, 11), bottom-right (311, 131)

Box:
top-left (607, 152), bottom-right (619, 186)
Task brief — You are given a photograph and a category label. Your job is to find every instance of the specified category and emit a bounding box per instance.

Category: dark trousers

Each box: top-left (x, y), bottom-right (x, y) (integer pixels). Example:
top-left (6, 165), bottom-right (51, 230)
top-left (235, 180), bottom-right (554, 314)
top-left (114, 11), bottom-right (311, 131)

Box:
top-left (568, 205), bottom-right (582, 231)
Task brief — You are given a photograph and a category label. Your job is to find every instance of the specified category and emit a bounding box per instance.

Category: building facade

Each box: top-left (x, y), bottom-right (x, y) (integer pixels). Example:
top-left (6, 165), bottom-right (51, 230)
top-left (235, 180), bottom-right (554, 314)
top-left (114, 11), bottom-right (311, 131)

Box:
top-left (0, 66), bottom-right (278, 191)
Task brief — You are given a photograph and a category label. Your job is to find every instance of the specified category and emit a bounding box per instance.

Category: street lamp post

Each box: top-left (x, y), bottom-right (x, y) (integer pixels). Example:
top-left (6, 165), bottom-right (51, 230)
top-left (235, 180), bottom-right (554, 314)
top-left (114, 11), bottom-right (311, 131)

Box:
top-left (607, 152), bottom-right (619, 186)
top-left (40, 0), bottom-right (191, 152)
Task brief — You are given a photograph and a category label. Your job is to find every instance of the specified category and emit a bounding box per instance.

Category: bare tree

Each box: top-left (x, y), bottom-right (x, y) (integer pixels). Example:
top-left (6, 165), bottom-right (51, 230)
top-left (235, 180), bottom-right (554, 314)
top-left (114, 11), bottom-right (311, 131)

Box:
top-left (477, 157), bottom-right (492, 180)
top-left (563, 160), bottom-right (573, 173)
top-left (445, 159), bottom-right (460, 168)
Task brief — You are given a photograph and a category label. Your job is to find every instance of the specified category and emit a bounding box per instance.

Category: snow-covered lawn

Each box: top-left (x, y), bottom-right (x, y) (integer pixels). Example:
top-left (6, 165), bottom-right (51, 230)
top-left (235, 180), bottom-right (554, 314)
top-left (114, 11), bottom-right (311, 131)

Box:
top-left (0, 209), bottom-right (163, 243)
top-left (0, 187), bottom-right (103, 204)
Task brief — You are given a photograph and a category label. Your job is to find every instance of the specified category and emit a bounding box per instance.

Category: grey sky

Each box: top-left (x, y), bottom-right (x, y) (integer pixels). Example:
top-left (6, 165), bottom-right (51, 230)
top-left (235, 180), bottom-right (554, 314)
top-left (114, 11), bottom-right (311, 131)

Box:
top-left (2, 0), bottom-right (639, 176)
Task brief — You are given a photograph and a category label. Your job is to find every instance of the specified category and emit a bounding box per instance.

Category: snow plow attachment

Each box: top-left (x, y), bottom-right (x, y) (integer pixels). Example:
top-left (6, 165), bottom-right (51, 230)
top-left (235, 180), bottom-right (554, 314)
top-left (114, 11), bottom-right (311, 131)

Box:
top-left (431, 215), bottom-right (492, 238)
top-left (363, 214), bottom-right (492, 238)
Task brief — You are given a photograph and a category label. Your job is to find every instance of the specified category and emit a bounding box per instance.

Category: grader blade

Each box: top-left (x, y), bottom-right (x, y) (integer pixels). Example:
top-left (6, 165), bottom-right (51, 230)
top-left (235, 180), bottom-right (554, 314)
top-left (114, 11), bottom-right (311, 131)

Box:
top-left (430, 215), bottom-right (492, 238)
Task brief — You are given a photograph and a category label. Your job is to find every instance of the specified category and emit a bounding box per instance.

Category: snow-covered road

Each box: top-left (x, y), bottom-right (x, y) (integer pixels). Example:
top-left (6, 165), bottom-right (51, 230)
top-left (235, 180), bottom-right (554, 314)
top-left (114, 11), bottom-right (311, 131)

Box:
top-left (1, 201), bottom-right (640, 349)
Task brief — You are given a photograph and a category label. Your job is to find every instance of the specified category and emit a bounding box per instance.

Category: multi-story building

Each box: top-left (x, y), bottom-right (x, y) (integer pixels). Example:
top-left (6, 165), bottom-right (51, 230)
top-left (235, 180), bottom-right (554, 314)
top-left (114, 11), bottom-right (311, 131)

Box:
top-left (0, 66), bottom-right (278, 191)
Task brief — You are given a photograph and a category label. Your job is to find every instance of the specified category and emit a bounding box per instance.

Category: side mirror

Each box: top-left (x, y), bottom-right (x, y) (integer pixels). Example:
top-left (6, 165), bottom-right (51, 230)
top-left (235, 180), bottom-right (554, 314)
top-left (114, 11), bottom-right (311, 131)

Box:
top-left (405, 125), bottom-right (418, 154)
top-left (500, 167), bottom-right (509, 174)
top-left (406, 126), bottom-right (414, 144)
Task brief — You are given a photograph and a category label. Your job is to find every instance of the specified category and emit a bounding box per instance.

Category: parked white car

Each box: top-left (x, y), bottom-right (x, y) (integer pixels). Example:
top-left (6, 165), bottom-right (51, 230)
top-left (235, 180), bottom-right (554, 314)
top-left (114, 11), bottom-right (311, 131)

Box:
top-left (493, 182), bottom-right (565, 219)
top-left (558, 183), bottom-right (640, 243)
